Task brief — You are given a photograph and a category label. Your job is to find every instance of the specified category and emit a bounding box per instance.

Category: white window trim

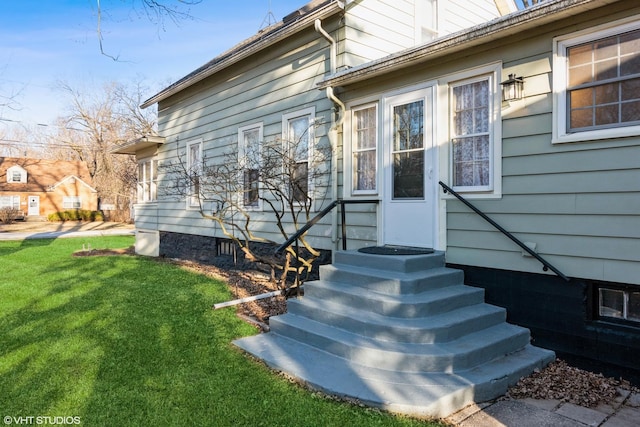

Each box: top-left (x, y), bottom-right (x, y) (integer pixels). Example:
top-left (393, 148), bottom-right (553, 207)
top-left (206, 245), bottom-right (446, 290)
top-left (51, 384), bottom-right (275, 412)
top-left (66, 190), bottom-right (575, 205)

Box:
top-left (63, 196), bottom-right (82, 209)
top-left (414, 0), bottom-right (442, 44)
top-left (6, 165), bottom-right (27, 183)
top-left (0, 195), bottom-right (20, 210)
top-left (439, 62), bottom-right (502, 198)
top-left (238, 123), bottom-right (264, 211)
top-left (136, 157), bottom-right (158, 204)
top-left (552, 16), bottom-right (640, 144)
top-left (282, 107), bottom-right (316, 203)
top-left (346, 102), bottom-right (379, 197)
top-left (186, 138), bottom-right (203, 209)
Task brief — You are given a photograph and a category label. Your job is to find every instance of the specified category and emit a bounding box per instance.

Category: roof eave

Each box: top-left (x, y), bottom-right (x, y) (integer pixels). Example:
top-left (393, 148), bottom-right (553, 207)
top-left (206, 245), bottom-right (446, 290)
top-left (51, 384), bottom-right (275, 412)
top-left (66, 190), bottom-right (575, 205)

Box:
top-left (141, 1), bottom-right (343, 109)
top-left (319, 0), bottom-right (619, 89)
top-left (111, 135), bottom-right (166, 155)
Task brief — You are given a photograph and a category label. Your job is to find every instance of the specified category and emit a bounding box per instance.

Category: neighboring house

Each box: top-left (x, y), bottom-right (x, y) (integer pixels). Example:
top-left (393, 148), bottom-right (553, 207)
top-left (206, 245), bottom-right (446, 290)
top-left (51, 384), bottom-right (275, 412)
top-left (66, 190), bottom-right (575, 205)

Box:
top-left (114, 0), bottom-right (640, 387)
top-left (0, 157), bottom-right (98, 219)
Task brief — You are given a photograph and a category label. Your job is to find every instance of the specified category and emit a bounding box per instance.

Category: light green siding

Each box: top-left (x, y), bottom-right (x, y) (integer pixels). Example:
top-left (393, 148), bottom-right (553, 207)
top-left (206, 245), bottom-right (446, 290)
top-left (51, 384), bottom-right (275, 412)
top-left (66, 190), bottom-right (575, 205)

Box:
top-left (332, 1), bottom-right (640, 285)
top-left (151, 18), bottom-right (341, 250)
top-left (443, 4), bottom-right (640, 285)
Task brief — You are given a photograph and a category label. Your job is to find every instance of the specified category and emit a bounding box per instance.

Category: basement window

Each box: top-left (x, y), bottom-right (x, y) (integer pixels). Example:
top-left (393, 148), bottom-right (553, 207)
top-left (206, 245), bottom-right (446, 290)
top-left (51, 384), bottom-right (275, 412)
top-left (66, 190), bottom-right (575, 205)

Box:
top-left (597, 285), bottom-right (640, 324)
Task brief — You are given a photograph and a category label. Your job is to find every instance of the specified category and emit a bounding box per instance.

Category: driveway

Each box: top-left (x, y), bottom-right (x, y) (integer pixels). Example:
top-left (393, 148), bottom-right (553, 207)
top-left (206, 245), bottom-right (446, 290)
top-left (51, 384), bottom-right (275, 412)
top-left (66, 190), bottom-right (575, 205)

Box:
top-left (0, 221), bottom-right (135, 240)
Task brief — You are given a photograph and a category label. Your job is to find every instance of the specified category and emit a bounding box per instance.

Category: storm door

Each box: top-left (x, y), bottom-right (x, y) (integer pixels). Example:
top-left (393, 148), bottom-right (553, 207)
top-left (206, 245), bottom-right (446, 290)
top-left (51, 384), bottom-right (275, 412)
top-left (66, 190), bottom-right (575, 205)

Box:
top-left (382, 87), bottom-right (435, 248)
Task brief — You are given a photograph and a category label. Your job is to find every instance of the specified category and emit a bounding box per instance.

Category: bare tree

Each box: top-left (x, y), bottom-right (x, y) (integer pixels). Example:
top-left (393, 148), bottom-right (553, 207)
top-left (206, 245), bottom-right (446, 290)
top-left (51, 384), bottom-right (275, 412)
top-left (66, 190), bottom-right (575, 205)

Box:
top-left (53, 79), bottom-right (156, 221)
top-left (95, 0), bottom-right (202, 60)
top-left (161, 125), bottom-right (331, 290)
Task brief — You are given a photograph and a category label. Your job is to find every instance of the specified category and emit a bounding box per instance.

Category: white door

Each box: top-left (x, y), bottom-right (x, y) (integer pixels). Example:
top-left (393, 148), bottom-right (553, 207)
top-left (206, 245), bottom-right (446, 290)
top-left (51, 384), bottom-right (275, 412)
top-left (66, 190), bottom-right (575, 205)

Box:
top-left (28, 196), bottom-right (40, 216)
top-left (382, 87), bottom-right (436, 248)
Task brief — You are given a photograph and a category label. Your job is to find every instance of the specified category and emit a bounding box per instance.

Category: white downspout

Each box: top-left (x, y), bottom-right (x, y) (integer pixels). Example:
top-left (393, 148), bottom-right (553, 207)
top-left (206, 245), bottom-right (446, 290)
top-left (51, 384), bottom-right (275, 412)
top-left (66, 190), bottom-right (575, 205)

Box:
top-left (314, 18), bottom-right (343, 249)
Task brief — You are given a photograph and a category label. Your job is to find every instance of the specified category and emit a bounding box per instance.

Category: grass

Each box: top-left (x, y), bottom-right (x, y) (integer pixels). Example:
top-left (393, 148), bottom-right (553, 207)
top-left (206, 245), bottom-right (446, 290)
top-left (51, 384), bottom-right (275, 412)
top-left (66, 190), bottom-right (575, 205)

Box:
top-left (0, 236), bottom-right (445, 426)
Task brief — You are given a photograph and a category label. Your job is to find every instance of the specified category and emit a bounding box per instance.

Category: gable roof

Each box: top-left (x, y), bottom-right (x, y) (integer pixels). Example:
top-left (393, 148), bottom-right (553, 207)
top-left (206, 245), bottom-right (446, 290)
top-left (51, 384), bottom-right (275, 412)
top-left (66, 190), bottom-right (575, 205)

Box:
top-left (140, 0), bottom-right (342, 109)
top-left (318, 0), bottom-right (622, 89)
top-left (0, 157), bottom-right (96, 193)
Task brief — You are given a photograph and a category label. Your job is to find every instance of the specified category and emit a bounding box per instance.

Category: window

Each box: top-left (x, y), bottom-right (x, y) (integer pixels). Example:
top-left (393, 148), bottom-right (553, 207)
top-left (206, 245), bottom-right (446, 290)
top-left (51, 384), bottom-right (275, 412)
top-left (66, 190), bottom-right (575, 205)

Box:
top-left (137, 158), bottom-right (158, 203)
top-left (0, 195), bottom-right (20, 210)
top-left (393, 100), bottom-right (425, 199)
top-left (553, 18), bottom-right (640, 143)
top-left (450, 77), bottom-right (492, 191)
top-left (63, 196), bottom-right (82, 209)
top-left (283, 108), bottom-right (315, 204)
top-left (352, 105), bottom-right (377, 194)
top-left (6, 166), bottom-right (26, 183)
top-left (597, 286), bottom-right (640, 324)
top-left (238, 123), bottom-right (263, 209)
top-left (415, 0), bottom-right (438, 44)
top-left (187, 140), bottom-right (202, 208)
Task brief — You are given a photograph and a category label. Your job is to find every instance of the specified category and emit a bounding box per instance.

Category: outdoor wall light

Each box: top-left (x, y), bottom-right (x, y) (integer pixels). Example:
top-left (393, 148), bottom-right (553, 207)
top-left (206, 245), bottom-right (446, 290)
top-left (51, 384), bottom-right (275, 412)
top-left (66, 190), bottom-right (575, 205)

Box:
top-left (501, 74), bottom-right (524, 101)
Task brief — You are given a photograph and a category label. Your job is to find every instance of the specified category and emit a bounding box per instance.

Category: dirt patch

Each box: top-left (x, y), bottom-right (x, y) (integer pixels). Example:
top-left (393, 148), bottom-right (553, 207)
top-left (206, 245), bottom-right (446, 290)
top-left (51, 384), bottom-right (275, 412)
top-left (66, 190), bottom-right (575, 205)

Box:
top-left (73, 246), bottom-right (136, 257)
top-left (171, 259), bottom-right (288, 324)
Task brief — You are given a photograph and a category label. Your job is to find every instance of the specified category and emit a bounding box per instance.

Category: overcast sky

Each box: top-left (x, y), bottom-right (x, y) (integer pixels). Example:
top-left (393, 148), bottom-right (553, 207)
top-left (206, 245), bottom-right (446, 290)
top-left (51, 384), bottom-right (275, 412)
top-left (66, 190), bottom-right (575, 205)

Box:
top-left (0, 0), bottom-right (306, 130)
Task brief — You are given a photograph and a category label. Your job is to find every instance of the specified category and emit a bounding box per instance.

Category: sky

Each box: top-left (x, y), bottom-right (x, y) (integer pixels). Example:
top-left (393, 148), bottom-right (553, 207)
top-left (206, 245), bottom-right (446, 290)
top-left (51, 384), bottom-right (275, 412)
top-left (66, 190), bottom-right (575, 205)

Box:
top-left (0, 0), bottom-right (307, 133)
top-left (0, 0), bottom-right (528, 137)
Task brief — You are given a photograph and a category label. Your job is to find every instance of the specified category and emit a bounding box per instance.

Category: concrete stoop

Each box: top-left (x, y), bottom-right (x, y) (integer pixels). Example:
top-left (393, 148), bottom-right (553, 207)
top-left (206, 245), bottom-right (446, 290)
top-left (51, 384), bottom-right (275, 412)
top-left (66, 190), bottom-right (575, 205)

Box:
top-left (233, 250), bottom-right (555, 418)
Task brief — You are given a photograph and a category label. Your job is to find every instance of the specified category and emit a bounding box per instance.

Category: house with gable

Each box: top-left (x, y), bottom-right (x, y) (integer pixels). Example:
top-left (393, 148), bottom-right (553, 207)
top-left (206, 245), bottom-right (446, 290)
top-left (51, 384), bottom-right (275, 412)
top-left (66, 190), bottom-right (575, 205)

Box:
top-left (114, 0), bottom-right (640, 417)
top-left (0, 157), bottom-right (98, 220)
top-left (313, 0), bottom-right (640, 373)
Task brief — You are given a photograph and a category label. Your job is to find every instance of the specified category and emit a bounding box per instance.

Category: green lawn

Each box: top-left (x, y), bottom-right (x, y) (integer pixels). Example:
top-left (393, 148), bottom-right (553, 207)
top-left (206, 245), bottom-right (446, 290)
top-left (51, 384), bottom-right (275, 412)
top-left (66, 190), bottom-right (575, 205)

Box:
top-left (0, 236), bottom-right (444, 426)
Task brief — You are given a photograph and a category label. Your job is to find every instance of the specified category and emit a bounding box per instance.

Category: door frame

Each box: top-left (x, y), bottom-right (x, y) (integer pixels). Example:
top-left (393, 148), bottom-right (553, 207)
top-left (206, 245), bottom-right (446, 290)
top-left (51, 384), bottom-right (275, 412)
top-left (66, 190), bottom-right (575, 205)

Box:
top-left (379, 83), bottom-right (439, 249)
top-left (27, 195), bottom-right (40, 216)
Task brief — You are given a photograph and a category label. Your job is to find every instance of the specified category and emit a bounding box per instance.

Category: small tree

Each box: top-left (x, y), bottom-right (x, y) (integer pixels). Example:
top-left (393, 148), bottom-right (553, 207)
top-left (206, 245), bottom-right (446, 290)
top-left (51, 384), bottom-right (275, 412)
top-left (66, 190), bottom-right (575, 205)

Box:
top-left (161, 124), bottom-right (331, 290)
top-left (0, 207), bottom-right (22, 224)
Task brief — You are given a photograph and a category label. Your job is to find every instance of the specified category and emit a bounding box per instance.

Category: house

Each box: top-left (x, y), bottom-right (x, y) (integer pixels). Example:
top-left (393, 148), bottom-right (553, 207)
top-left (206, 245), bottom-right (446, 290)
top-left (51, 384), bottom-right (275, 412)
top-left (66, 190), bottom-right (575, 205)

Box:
top-left (113, 0), bottom-right (640, 416)
top-left (0, 157), bottom-right (98, 219)
top-left (313, 0), bottom-right (640, 373)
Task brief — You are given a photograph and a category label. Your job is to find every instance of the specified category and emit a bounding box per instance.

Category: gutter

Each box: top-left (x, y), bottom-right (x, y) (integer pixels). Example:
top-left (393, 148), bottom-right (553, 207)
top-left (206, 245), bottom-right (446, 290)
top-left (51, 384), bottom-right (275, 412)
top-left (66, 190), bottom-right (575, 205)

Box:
top-left (141, 1), bottom-right (343, 109)
top-left (318, 0), bottom-right (622, 89)
top-left (314, 17), bottom-right (344, 247)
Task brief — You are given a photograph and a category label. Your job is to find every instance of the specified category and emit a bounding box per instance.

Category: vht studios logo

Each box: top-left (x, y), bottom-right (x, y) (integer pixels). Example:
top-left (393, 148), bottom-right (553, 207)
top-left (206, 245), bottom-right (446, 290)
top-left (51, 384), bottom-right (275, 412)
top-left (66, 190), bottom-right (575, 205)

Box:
top-left (3, 416), bottom-right (81, 425)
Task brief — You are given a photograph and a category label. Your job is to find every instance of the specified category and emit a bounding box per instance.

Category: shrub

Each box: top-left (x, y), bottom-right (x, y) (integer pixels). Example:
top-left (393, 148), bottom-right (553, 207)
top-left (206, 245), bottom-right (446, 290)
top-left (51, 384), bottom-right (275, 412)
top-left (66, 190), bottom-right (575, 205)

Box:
top-left (0, 207), bottom-right (22, 224)
top-left (48, 210), bottom-right (104, 222)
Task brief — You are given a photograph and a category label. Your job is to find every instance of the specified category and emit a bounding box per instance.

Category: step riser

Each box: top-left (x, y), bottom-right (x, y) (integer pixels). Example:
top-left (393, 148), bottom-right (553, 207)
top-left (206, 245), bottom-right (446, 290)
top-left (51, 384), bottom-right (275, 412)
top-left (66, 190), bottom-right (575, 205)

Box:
top-left (269, 316), bottom-right (531, 372)
top-left (287, 299), bottom-right (506, 344)
top-left (334, 250), bottom-right (445, 273)
top-left (304, 283), bottom-right (485, 318)
top-left (318, 265), bottom-right (464, 294)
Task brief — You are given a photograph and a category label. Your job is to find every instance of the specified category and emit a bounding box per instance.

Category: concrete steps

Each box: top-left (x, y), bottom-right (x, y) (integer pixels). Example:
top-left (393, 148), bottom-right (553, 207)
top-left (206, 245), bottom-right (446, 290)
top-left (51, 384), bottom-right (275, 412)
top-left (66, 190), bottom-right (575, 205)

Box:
top-left (233, 250), bottom-right (554, 418)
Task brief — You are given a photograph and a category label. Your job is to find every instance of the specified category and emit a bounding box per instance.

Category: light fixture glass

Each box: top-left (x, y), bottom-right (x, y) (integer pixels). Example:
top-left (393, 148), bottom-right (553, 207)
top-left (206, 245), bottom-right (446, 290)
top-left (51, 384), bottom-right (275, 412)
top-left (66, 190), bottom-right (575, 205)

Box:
top-left (501, 74), bottom-right (524, 101)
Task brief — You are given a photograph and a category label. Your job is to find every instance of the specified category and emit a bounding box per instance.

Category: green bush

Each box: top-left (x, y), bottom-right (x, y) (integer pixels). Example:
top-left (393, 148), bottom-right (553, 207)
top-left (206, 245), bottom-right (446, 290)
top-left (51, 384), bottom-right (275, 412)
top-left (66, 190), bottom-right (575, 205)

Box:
top-left (48, 210), bottom-right (104, 222)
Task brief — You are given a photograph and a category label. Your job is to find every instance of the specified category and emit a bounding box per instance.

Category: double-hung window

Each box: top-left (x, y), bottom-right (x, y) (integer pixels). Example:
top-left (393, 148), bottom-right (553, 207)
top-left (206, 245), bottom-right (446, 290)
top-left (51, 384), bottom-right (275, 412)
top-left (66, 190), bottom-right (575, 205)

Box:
top-left (238, 123), bottom-right (263, 209)
top-left (7, 166), bottom-right (26, 183)
top-left (554, 18), bottom-right (640, 143)
top-left (63, 196), bottom-right (82, 209)
top-left (187, 139), bottom-right (203, 208)
top-left (0, 195), bottom-right (20, 210)
top-left (283, 108), bottom-right (315, 204)
top-left (137, 158), bottom-right (158, 203)
top-left (352, 104), bottom-right (378, 194)
top-left (450, 77), bottom-right (492, 191)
